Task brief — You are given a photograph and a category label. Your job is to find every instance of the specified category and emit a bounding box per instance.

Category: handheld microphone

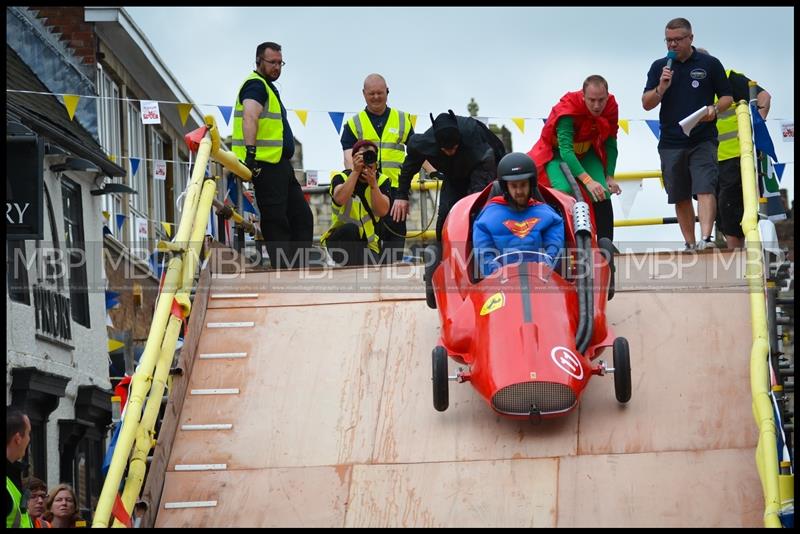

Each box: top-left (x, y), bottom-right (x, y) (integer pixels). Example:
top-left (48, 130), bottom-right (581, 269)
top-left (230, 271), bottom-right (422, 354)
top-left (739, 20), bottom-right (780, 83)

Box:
top-left (666, 50), bottom-right (677, 70)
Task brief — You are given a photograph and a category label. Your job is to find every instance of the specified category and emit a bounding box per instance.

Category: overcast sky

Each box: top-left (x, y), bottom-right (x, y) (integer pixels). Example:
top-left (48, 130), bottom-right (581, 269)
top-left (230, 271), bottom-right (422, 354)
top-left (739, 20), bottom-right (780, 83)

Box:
top-left (126, 6), bottom-right (794, 247)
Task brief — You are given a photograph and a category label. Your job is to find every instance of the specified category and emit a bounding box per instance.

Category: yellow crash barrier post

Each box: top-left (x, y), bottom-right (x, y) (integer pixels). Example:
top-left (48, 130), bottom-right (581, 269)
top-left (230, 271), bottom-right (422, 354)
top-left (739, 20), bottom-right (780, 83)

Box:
top-left (736, 100), bottom-right (783, 528)
top-left (93, 135), bottom-right (212, 528)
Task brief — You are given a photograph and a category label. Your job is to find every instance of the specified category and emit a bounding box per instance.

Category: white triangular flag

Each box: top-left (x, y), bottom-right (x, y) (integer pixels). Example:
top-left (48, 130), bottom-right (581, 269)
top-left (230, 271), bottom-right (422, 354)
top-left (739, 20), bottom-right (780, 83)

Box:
top-left (619, 180), bottom-right (642, 219)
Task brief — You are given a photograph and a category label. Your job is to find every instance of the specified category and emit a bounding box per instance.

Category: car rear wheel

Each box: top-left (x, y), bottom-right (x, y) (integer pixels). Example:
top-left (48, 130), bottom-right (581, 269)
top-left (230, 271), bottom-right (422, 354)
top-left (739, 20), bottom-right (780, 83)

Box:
top-left (613, 337), bottom-right (631, 403)
top-left (432, 346), bottom-right (449, 412)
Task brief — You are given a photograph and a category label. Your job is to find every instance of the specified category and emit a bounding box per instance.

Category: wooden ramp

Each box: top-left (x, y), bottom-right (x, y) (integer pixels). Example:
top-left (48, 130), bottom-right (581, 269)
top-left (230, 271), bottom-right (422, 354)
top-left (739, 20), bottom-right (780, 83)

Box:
top-left (151, 250), bottom-right (762, 527)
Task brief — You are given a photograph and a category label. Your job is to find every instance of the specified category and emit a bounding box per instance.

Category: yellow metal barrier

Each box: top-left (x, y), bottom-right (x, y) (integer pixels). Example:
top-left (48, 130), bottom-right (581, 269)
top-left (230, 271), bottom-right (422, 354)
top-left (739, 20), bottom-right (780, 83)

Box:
top-left (736, 100), bottom-right (786, 528)
top-left (93, 117), bottom-right (226, 527)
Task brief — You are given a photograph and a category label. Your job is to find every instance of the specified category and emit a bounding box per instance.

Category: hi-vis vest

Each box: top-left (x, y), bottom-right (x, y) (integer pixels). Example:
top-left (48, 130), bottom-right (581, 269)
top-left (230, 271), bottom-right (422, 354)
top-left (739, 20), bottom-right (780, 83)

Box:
top-left (6, 476), bottom-right (32, 528)
top-left (321, 171), bottom-right (390, 253)
top-left (716, 69), bottom-right (740, 162)
top-left (231, 73), bottom-right (284, 164)
top-left (345, 109), bottom-right (411, 188)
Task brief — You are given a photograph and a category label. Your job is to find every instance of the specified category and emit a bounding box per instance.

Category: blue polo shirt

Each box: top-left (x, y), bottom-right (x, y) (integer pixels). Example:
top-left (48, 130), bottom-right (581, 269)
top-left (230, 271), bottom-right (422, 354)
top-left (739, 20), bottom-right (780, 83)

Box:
top-left (644, 47), bottom-right (732, 149)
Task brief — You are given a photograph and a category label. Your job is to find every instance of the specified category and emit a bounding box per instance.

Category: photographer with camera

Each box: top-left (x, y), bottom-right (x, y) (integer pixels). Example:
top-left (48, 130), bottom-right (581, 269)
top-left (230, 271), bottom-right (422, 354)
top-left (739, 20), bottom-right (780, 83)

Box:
top-left (321, 140), bottom-right (391, 266)
top-left (341, 74), bottom-right (435, 263)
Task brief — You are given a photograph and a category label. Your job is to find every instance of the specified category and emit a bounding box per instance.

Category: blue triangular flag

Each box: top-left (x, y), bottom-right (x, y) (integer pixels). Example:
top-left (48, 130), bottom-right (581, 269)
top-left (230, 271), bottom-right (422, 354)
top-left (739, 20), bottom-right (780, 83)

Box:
top-left (105, 290), bottom-right (120, 310)
top-left (751, 103), bottom-right (777, 162)
top-left (218, 105), bottom-right (233, 126)
top-left (226, 176), bottom-right (239, 206)
top-left (102, 422), bottom-right (121, 476)
top-left (328, 111), bottom-right (345, 134)
top-left (774, 163), bottom-right (786, 182)
top-left (130, 158), bottom-right (140, 177)
top-left (645, 119), bottom-right (661, 140)
top-left (542, 118), bottom-right (547, 124)
top-left (242, 192), bottom-right (257, 214)
top-left (116, 214), bottom-right (126, 231)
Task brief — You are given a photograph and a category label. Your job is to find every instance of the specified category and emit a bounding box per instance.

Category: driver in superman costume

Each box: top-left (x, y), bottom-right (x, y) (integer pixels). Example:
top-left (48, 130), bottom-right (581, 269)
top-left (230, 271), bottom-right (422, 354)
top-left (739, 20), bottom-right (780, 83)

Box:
top-left (473, 152), bottom-right (564, 278)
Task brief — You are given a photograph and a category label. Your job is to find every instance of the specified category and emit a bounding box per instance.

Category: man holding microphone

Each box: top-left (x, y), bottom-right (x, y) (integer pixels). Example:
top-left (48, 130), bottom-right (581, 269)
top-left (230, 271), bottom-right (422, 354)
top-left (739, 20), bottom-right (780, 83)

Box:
top-left (642, 17), bottom-right (732, 251)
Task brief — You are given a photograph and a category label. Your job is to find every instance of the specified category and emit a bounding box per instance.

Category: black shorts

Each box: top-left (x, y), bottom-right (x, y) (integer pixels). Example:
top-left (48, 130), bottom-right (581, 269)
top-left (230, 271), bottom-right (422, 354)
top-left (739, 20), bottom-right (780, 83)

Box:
top-left (658, 140), bottom-right (719, 204)
top-left (717, 158), bottom-right (745, 238)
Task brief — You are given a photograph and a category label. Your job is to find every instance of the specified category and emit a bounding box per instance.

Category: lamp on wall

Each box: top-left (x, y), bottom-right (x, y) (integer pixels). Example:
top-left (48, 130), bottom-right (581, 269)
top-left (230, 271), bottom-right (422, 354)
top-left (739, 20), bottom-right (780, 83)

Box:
top-left (49, 157), bottom-right (137, 196)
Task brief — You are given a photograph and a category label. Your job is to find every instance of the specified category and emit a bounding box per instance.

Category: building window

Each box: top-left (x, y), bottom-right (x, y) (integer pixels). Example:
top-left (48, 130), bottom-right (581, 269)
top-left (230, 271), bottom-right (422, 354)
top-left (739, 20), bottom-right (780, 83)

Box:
top-left (97, 65), bottom-right (123, 239)
top-left (61, 177), bottom-right (90, 328)
top-left (126, 101), bottom-right (147, 216)
top-left (25, 419), bottom-right (47, 481)
top-left (7, 240), bottom-right (31, 304)
top-left (150, 129), bottom-right (166, 238)
top-left (73, 434), bottom-right (103, 520)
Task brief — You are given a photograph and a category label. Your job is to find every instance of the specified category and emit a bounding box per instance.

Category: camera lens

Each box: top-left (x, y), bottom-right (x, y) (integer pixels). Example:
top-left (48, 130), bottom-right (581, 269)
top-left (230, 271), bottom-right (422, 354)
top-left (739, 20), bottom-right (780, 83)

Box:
top-left (363, 150), bottom-right (377, 165)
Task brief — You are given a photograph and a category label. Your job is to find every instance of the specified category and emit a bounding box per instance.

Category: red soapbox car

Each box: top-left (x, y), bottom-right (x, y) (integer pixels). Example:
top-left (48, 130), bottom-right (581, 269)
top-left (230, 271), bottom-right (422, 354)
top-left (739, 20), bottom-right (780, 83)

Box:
top-left (424, 179), bottom-right (631, 420)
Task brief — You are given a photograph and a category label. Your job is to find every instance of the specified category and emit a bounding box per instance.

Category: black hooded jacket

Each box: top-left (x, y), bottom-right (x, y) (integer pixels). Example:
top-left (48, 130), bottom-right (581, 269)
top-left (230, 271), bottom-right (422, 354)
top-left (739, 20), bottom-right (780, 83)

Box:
top-left (396, 115), bottom-right (505, 200)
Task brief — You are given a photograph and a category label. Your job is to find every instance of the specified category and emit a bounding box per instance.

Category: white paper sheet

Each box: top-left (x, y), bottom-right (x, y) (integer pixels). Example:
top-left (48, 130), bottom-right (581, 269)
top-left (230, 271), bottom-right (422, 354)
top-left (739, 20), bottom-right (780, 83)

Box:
top-left (679, 106), bottom-right (708, 136)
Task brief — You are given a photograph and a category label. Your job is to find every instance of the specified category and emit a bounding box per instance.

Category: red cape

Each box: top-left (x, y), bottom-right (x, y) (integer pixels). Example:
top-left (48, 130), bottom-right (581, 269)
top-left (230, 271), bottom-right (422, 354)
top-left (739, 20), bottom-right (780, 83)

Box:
top-left (527, 91), bottom-right (619, 186)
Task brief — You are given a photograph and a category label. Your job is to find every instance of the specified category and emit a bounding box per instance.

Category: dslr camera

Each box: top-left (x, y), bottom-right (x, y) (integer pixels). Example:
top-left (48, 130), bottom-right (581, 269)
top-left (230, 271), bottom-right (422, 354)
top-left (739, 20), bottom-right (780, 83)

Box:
top-left (362, 150), bottom-right (377, 165)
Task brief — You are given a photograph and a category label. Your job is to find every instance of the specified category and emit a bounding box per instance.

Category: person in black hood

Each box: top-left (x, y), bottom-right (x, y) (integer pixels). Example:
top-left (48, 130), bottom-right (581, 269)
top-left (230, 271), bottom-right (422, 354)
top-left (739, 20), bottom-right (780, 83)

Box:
top-left (391, 110), bottom-right (506, 241)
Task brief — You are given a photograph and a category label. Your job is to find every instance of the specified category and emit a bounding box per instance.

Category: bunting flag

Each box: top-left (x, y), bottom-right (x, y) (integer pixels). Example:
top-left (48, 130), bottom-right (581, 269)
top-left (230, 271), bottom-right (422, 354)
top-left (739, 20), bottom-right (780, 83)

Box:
top-left (105, 290), bottom-right (121, 310)
top-left (242, 190), bottom-right (257, 214)
top-left (475, 116), bottom-right (489, 125)
top-left (161, 222), bottom-right (173, 238)
top-left (328, 111), bottom-right (345, 134)
top-left (102, 210), bottom-right (111, 221)
top-left (62, 94), bottom-right (80, 120)
top-left (130, 158), bottom-right (141, 177)
top-left (752, 103), bottom-right (777, 162)
top-left (645, 120), bottom-right (661, 140)
top-left (109, 155), bottom-right (116, 162)
top-left (108, 339), bottom-right (125, 353)
top-left (619, 180), bottom-right (642, 219)
top-left (218, 105), bottom-right (233, 126)
top-left (618, 119), bottom-right (630, 135)
top-left (763, 159), bottom-right (781, 197)
top-left (774, 163), bottom-right (786, 182)
top-left (177, 103), bottom-right (193, 126)
top-left (102, 422), bottom-right (122, 475)
top-left (294, 109), bottom-right (308, 126)
top-left (410, 114), bottom-right (418, 130)
top-left (542, 118), bottom-right (547, 124)
top-left (115, 214), bottom-right (127, 231)
top-left (512, 117), bottom-right (525, 134)
top-left (105, 311), bottom-right (114, 328)
top-left (226, 176), bottom-right (239, 205)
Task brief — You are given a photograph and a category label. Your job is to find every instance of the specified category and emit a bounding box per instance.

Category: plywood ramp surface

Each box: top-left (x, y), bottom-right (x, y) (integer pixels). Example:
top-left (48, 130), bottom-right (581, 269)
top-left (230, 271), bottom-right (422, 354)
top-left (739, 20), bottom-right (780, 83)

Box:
top-left (156, 251), bottom-right (761, 527)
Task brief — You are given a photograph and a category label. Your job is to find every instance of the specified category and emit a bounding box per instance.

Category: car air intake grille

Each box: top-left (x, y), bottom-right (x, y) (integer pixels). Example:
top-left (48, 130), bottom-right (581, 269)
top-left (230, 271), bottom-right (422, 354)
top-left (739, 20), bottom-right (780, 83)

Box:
top-left (492, 381), bottom-right (577, 415)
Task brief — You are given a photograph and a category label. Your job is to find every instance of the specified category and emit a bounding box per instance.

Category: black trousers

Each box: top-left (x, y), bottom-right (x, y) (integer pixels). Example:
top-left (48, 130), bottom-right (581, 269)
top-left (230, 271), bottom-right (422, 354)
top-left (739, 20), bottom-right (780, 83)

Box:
top-left (325, 223), bottom-right (375, 266)
top-left (435, 180), bottom-right (469, 242)
top-left (593, 198), bottom-right (614, 242)
top-left (251, 158), bottom-right (314, 269)
top-left (379, 187), bottom-right (407, 264)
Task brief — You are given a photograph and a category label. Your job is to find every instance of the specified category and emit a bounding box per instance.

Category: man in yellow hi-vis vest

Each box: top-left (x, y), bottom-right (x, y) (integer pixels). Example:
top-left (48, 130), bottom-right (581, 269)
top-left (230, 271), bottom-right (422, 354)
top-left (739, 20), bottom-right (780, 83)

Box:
top-left (322, 139), bottom-right (391, 266)
top-left (6, 409), bottom-right (32, 528)
top-left (697, 49), bottom-right (771, 249)
top-left (232, 41), bottom-right (313, 269)
top-left (341, 74), bottom-right (436, 263)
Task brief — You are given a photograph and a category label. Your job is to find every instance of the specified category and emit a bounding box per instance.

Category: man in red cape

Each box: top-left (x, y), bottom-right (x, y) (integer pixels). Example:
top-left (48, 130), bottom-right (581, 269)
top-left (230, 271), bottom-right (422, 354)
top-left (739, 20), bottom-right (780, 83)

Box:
top-left (528, 75), bottom-right (621, 241)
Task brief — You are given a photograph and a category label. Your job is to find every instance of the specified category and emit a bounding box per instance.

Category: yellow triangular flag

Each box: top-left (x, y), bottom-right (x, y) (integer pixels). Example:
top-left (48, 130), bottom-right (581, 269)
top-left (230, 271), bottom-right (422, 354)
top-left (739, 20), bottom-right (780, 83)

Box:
top-left (63, 95), bottom-right (80, 121)
top-left (410, 114), bottom-right (418, 130)
top-left (294, 109), bottom-right (308, 126)
top-left (177, 103), bottom-right (193, 126)
top-left (161, 222), bottom-right (173, 238)
top-left (102, 210), bottom-right (110, 221)
top-left (512, 117), bottom-right (525, 134)
top-left (108, 339), bottom-right (125, 353)
top-left (108, 154), bottom-right (116, 162)
top-left (618, 119), bottom-right (630, 135)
